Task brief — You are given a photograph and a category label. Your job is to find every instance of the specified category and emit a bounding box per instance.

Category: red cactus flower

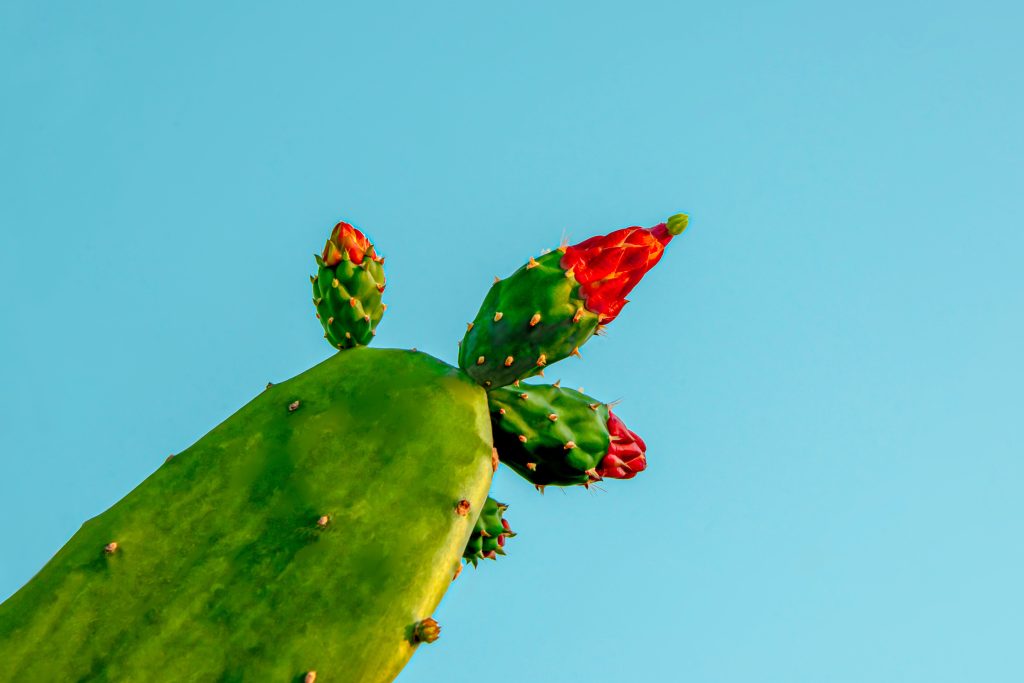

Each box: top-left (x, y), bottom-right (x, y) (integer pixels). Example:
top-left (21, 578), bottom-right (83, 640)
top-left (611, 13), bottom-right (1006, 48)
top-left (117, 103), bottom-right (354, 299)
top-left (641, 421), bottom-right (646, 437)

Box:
top-left (596, 410), bottom-right (647, 479)
top-left (561, 213), bottom-right (687, 324)
top-left (322, 221), bottom-right (374, 266)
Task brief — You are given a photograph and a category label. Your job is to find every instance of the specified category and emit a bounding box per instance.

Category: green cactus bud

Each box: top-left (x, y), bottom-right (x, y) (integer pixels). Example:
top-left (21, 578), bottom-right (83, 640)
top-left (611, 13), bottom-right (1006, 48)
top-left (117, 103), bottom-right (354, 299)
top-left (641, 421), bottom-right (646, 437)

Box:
top-left (412, 617), bottom-right (441, 644)
top-left (462, 496), bottom-right (515, 566)
top-left (313, 221), bottom-right (386, 349)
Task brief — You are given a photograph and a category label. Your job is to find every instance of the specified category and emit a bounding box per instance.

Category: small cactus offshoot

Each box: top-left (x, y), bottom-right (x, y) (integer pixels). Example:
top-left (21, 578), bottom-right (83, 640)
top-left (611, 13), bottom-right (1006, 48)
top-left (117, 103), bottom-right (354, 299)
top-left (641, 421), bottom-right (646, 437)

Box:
top-left (463, 497), bottom-right (515, 566)
top-left (412, 617), bottom-right (441, 644)
top-left (313, 221), bottom-right (386, 349)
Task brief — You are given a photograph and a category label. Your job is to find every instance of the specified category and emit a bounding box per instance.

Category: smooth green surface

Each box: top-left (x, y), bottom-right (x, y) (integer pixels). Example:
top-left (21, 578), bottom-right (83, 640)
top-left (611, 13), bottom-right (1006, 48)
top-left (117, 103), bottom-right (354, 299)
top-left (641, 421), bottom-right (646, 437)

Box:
top-left (489, 384), bottom-right (610, 486)
top-left (459, 252), bottom-right (599, 388)
top-left (0, 348), bottom-right (493, 682)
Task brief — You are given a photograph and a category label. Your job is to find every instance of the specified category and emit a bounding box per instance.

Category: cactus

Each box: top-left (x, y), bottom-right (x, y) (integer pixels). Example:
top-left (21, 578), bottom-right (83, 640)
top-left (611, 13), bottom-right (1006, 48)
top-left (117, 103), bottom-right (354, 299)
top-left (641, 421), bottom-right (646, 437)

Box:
top-left (488, 383), bottom-right (647, 488)
top-left (0, 212), bottom-right (689, 681)
top-left (313, 221), bottom-right (387, 348)
top-left (458, 213), bottom-right (688, 387)
top-left (0, 349), bottom-right (492, 681)
top-left (462, 496), bottom-right (515, 566)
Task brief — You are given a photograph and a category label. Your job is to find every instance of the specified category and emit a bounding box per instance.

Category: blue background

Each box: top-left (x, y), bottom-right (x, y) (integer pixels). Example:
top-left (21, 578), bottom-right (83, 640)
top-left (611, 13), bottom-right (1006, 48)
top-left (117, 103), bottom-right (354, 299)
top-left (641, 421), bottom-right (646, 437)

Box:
top-left (2, 2), bottom-right (1021, 681)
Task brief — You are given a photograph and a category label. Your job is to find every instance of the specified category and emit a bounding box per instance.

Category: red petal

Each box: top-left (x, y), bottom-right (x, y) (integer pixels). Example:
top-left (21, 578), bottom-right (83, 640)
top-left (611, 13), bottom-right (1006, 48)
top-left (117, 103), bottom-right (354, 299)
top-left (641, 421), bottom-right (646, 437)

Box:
top-left (325, 221), bottom-right (373, 265)
top-left (561, 224), bottom-right (669, 322)
top-left (597, 411), bottom-right (648, 480)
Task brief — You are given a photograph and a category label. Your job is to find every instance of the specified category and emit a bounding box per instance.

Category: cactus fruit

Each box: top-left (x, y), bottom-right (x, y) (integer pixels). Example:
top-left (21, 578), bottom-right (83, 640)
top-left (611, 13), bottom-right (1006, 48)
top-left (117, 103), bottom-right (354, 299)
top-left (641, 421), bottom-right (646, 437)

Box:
top-left (313, 221), bottom-right (387, 348)
top-left (600, 411), bottom-right (648, 479)
top-left (0, 212), bottom-right (689, 682)
top-left (488, 383), bottom-right (647, 487)
top-left (458, 213), bottom-right (688, 387)
top-left (463, 496), bottom-right (516, 566)
top-left (457, 250), bottom-right (601, 388)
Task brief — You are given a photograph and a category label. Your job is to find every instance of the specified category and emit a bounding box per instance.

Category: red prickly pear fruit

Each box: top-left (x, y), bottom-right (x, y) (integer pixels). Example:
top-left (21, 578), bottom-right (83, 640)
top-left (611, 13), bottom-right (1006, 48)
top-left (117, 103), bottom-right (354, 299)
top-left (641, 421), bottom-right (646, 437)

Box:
top-left (596, 410), bottom-right (648, 479)
top-left (561, 213), bottom-right (688, 324)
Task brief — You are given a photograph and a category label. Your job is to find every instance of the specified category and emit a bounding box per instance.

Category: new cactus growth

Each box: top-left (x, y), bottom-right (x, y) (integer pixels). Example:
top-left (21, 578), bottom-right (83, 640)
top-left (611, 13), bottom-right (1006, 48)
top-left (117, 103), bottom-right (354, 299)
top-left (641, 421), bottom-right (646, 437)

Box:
top-left (313, 221), bottom-right (387, 348)
top-left (412, 617), bottom-right (442, 644)
top-left (463, 496), bottom-right (515, 566)
top-left (0, 212), bottom-right (689, 682)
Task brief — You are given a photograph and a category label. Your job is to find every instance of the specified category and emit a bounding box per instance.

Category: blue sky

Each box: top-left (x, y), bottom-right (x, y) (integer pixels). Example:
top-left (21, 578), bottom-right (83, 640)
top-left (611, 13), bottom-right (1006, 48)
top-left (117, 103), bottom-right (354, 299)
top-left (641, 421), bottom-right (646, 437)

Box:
top-left (1, 1), bottom-right (1022, 681)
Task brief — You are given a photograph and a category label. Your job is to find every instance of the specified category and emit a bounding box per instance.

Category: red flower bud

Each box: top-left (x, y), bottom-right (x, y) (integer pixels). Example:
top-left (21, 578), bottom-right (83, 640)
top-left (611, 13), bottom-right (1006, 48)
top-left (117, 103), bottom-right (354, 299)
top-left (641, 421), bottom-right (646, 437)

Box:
top-left (561, 214), bottom-right (687, 324)
top-left (596, 410), bottom-right (647, 479)
top-left (322, 221), bottom-right (373, 266)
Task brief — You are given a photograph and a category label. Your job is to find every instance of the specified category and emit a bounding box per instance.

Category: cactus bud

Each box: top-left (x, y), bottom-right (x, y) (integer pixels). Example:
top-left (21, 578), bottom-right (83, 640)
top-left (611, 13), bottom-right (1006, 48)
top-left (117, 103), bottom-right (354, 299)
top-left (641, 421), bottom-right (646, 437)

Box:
top-left (412, 618), bottom-right (441, 644)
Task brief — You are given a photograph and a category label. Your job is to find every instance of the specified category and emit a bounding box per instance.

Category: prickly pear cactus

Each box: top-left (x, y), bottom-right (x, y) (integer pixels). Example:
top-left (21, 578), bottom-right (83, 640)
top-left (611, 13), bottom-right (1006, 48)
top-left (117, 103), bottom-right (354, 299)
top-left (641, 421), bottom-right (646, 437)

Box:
top-left (0, 214), bottom-right (690, 682)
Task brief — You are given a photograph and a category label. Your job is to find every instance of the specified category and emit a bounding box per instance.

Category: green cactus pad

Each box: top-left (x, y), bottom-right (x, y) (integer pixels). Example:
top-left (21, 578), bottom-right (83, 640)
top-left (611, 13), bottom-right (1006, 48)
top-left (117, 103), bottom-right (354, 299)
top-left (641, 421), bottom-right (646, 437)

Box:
top-left (489, 383), bottom-right (611, 486)
top-left (458, 251), bottom-right (600, 388)
top-left (462, 496), bottom-right (515, 566)
top-left (0, 348), bottom-right (493, 683)
top-left (313, 253), bottom-right (386, 349)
